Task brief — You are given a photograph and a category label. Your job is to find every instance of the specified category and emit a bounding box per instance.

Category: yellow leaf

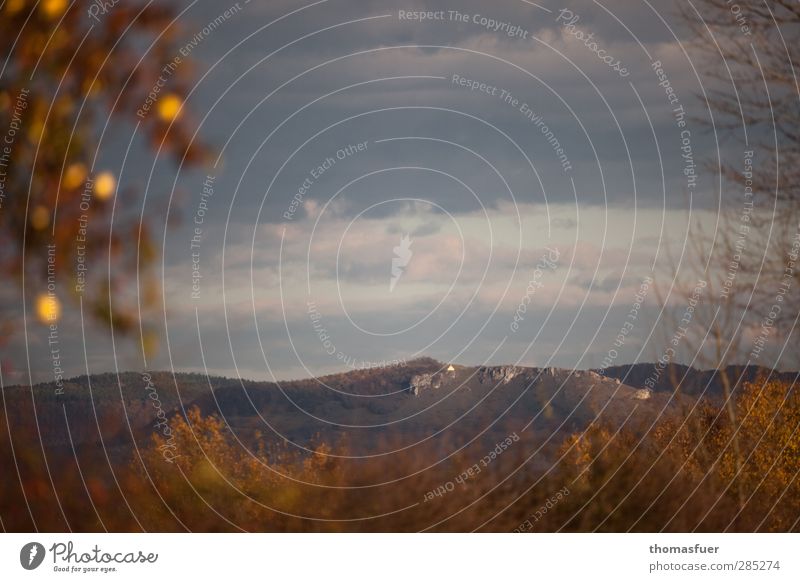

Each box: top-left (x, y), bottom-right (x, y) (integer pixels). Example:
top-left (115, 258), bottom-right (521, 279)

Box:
top-left (157, 94), bottom-right (183, 122)
top-left (40, 0), bottom-right (67, 19)
top-left (30, 205), bottom-right (50, 230)
top-left (35, 293), bottom-right (61, 323)
top-left (94, 171), bottom-right (116, 200)
top-left (62, 163), bottom-right (88, 190)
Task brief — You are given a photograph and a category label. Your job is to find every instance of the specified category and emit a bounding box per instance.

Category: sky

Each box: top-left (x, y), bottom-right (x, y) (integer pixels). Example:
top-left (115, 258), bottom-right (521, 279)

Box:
top-left (11, 0), bottom-right (775, 384)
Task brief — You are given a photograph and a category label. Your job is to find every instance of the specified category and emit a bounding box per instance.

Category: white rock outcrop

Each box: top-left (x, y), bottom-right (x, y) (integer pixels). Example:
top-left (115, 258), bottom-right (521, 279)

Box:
top-left (478, 366), bottom-right (520, 385)
top-left (409, 373), bottom-right (442, 395)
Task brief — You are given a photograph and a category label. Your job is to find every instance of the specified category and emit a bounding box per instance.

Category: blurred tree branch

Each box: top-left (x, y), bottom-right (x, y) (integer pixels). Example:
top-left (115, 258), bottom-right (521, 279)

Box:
top-left (0, 0), bottom-right (209, 346)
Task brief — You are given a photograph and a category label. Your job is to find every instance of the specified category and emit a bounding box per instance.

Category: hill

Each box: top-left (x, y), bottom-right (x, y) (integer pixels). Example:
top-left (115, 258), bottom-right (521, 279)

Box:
top-left (2, 359), bottom-right (781, 458)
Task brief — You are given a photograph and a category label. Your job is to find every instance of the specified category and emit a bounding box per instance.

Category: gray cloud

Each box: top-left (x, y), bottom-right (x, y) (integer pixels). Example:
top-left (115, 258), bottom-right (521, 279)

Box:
top-left (7, 0), bottom-right (760, 384)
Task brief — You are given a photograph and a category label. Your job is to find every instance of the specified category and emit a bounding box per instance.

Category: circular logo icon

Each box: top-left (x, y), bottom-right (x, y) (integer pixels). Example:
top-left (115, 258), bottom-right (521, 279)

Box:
top-left (20, 542), bottom-right (46, 570)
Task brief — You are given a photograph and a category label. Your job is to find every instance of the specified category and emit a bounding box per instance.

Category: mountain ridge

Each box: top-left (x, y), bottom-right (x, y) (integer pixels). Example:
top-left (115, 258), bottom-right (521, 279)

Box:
top-left (3, 359), bottom-right (792, 459)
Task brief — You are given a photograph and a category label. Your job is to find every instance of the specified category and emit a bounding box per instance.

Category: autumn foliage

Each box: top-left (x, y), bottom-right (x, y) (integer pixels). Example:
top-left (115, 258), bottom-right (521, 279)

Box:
top-left (1, 379), bottom-right (797, 532)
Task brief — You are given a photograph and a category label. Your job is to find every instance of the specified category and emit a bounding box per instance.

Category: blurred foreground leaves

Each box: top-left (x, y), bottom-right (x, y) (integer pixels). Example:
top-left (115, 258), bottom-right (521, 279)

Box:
top-left (0, 0), bottom-right (208, 342)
